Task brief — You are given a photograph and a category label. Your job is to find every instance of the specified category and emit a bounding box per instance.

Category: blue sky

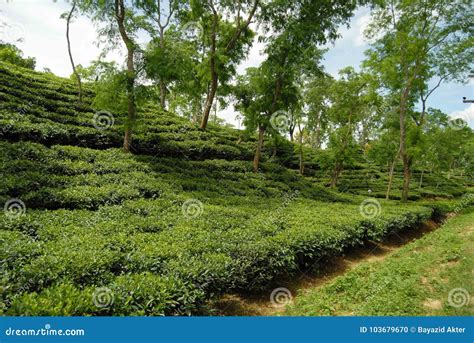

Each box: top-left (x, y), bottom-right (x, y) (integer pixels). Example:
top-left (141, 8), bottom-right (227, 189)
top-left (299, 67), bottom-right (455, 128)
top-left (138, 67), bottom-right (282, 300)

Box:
top-left (1, 1), bottom-right (472, 127)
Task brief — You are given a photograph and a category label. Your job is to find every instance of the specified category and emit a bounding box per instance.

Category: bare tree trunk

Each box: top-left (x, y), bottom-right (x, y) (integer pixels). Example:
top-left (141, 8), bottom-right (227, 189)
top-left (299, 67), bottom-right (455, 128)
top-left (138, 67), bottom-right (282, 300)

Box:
top-left (201, 0), bottom-right (259, 129)
top-left (314, 123), bottom-right (321, 149)
top-left (271, 136), bottom-right (277, 158)
top-left (289, 122), bottom-right (295, 142)
top-left (115, 0), bottom-right (136, 153)
top-left (386, 159), bottom-right (396, 200)
top-left (200, 5), bottom-right (218, 129)
top-left (298, 122), bottom-right (304, 175)
top-left (386, 145), bottom-right (401, 200)
top-left (66, 1), bottom-right (82, 103)
top-left (253, 76), bottom-right (281, 172)
top-left (160, 80), bottom-right (166, 109)
top-left (419, 169), bottom-right (424, 189)
top-left (253, 125), bottom-right (265, 172)
top-left (330, 162), bottom-right (342, 188)
top-left (399, 86), bottom-right (411, 202)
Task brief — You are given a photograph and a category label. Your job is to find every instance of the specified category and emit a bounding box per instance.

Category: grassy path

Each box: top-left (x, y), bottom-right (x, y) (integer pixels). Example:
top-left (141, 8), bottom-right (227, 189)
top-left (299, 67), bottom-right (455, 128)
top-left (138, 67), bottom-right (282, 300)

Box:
top-left (285, 209), bottom-right (473, 316)
top-left (213, 209), bottom-right (473, 316)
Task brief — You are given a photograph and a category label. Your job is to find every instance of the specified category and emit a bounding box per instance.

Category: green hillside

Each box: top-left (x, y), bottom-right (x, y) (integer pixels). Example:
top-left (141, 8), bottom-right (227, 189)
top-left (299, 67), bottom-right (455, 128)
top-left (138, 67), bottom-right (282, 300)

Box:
top-left (0, 62), bottom-right (471, 315)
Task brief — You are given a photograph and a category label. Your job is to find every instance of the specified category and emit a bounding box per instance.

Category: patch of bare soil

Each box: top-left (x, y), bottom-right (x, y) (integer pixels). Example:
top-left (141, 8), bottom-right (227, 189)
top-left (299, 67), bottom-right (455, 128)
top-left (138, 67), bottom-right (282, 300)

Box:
top-left (213, 219), bottom-right (443, 316)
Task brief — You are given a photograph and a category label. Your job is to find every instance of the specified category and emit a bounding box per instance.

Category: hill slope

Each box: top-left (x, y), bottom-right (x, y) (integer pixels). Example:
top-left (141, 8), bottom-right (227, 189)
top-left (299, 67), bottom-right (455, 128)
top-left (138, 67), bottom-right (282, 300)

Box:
top-left (0, 62), bottom-right (471, 315)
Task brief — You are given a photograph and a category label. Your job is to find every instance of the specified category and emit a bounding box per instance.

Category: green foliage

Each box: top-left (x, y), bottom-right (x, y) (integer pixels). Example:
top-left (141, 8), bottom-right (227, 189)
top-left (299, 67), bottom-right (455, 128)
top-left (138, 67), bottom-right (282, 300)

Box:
top-left (0, 43), bottom-right (36, 70)
top-left (287, 207), bottom-right (474, 316)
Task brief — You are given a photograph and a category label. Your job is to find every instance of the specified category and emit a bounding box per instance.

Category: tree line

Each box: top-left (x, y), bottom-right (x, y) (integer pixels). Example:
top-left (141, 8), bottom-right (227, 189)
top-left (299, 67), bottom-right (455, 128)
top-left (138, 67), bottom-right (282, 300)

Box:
top-left (1, 0), bottom-right (472, 202)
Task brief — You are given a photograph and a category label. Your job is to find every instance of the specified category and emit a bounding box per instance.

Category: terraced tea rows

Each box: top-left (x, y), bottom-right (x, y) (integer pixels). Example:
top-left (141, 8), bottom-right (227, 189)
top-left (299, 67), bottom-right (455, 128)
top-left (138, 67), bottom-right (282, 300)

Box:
top-left (0, 62), bottom-right (471, 315)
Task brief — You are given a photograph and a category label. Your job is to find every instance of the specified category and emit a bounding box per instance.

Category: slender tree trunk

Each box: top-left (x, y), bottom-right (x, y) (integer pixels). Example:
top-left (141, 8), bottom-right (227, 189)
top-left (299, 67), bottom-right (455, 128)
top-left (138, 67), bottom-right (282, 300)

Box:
top-left (399, 86), bottom-right (411, 202)
top-left (289, 125), bottom-right (295, 142)
top-left (419, 169), bottom-right (424, 189)
top-left (66, 1), bottom-right (82, 103)
top-left (200, 5), bottom-right (218, 130)
top-left (314, 123), bottom-right (321, 149)
top-left (253, 125), bottom-right (265, 172)
top-left (159, 26), bottom-right (167, 109)
top-left (271, 136), bottom-right (277, 159)
top-left (160, 81), bottom-right (166, 109)
top-left (386, 145), bottom-right (401, 200)
top-left (253, 77), bottom-right (282, 172)
top-left (298, 124), bottom-right (304, 176)
top-left (115, 0), bottom-right (136, 153)
top-left (201, 0), bottom-right (259, 129)
top-left (330, 162), bottom-right (342, 188)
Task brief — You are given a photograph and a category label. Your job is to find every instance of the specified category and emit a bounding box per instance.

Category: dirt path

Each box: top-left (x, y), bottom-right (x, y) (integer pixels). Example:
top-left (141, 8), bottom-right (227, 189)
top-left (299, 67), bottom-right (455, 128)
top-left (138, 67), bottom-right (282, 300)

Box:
top-left (213, 219), bottom-right (441, 316)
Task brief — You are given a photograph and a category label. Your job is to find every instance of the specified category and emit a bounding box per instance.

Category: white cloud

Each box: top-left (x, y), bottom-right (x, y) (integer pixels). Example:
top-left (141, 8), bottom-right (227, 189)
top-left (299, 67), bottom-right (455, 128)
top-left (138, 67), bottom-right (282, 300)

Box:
top-left (1, 1), bottom-right (124, 76)
top-left (449, 103), bottom-right (474, 124)
top-left (354, 13), bottom-right (371, 47)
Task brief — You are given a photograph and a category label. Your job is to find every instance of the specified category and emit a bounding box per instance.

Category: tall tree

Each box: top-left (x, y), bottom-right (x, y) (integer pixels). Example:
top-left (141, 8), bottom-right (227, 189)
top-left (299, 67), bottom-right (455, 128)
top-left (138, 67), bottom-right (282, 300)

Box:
top-left (63, 1), bottom-right (83, 102)
top-left (245, 0), bottom-right (365, 171)
top-left (326, 68), bottom-right (376, 187)
top-left (186, 0), bottom-right (259, 129)
top-left (139, 0), bottom-right (182, 109)
top-left (77, 0), bottom-right (140, 152)
top-left (114, 0), bottom-right (137, 152)
top-left (364, 0), bottom-right (473, 201)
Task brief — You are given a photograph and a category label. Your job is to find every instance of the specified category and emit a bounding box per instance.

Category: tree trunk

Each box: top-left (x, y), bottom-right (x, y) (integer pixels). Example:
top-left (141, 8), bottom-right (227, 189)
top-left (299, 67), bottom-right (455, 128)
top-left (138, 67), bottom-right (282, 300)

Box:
top-left (314, 123), bottom-right (321, 149)
top-left (330, 162), bottom-right (342, 188)
top-left (160, 80), bottom-right (166, 109)
top-left (271, 137), bottom-right (277, 159)
top-left (66, 1), bottom-right (82, 103)
top-left (115, 0), bottom-right (136, 153)
top-left (289, 125), bottom-right (294, 142)
top-left (419, 169), bottom-right (424, 189)
top-left (298, 123), bottom-right (304, 175)
top-left (386, 158), bottom-right (396, 200)
top-left (399, 85), bottom-right (411, 202)
top-left (253, 125), bottom-right (265, 172)
top-left (159, 26), bottom-right (167, 110)
top-left (200, 7), bottom-right (218, 130)
top-left (253, 77), bottom-right (282, 171)
top-left (386, 145), bottom-right (401, 200)
top-left (201, 0), bottom-right (259, 129)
